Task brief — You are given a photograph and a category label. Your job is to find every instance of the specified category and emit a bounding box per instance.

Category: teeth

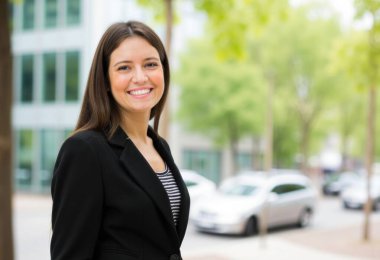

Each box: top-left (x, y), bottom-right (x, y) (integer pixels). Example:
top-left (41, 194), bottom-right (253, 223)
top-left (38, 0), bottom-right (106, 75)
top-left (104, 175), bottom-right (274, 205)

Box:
top-left (129, 89), bottom-right (150, 95)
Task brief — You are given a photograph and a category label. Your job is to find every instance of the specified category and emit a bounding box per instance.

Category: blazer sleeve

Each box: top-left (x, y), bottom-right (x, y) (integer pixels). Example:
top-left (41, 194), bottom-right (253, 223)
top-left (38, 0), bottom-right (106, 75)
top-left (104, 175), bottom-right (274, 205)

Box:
top-left (51, 135), bottom-right (103, 260)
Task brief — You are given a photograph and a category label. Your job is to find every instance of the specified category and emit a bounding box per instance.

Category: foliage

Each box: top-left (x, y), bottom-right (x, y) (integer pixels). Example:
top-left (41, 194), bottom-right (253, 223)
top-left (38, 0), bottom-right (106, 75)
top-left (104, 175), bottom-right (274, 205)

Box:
top-left (137, 0), bottom-right (180, 24)
top-left (195, 0), bottom-right (289, 60)
top-left (272, 88), bottom-right (298, 167)
top-left (352, 0), bottom-right (380, 160)
top-left (194, 0), bottom-right (346, 169)
top-left (328, 31), bottom-right (368, 158)
top-left (174, 40), bottom-right (266, 146)
top-left (248, 6), bottom-right (342, 166)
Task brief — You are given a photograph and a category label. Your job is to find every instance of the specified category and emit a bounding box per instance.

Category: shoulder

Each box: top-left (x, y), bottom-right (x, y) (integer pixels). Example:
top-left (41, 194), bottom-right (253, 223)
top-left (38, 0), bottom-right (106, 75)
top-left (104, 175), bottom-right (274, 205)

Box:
top-left (70, 129), bottom-right (105, 142)
top-left (54, 130), bottom-right (108, 177)
top-left (66, 129), bottom-right (105, 146)
top-left (59, 129), bottom-right (107, 155)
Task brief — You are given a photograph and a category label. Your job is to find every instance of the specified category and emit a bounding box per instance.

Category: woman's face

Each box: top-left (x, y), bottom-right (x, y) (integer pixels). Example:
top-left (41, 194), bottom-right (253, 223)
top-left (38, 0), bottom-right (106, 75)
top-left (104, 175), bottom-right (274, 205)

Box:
top-left (108, 36), bottom-right (164, 119)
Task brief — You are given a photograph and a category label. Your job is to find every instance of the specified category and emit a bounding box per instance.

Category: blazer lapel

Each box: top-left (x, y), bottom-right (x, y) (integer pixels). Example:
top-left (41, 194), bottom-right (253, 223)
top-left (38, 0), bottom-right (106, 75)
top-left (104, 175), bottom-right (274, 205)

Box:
top-left (149, 128), bottom-right (191, 243)
top-left (108, 127), bottom-right (180, 242)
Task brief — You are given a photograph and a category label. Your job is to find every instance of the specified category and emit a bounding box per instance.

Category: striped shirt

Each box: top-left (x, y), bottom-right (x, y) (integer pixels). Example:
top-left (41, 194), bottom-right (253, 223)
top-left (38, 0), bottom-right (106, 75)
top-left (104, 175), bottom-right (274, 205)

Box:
top-left (156, 165), bottom-right (181, 225)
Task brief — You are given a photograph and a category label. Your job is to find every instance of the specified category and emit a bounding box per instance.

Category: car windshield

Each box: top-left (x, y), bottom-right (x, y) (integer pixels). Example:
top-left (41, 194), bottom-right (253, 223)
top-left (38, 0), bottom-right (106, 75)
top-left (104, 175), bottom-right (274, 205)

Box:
top-left (220, 183), bottom-right (260, 196)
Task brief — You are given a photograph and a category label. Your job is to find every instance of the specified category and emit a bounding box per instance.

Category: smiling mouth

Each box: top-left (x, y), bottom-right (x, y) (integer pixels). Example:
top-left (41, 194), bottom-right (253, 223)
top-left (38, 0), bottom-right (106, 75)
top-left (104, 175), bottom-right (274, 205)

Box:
top-left (128, 88), bottom-right (152, 96)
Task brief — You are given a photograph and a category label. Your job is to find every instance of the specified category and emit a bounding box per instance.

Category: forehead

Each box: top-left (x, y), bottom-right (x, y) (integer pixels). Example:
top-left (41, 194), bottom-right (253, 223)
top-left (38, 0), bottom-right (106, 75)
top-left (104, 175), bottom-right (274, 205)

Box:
top-left (110, 36), bottom-right (160, 61)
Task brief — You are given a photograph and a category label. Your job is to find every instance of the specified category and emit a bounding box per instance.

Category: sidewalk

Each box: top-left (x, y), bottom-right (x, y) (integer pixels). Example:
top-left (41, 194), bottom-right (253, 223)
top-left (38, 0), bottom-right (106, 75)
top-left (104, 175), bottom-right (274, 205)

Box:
top-left (182, 237), bottom-right (367, 260)
top-left (182, 222), bottom-right (380, 260)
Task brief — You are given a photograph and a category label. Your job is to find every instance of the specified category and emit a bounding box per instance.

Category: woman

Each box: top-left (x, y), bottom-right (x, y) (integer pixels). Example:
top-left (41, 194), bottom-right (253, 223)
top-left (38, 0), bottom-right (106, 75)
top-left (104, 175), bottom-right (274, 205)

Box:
top-left (50, 21), bottom-right (190, 260)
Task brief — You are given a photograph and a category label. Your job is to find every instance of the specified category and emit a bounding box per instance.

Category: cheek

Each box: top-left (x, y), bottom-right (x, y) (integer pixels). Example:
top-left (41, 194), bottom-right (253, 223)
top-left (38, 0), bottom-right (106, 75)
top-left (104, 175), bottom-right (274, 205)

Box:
top-left (151, 71), bottom-right (165, 89)
top-left (110, 74), bottom-right (131, 91)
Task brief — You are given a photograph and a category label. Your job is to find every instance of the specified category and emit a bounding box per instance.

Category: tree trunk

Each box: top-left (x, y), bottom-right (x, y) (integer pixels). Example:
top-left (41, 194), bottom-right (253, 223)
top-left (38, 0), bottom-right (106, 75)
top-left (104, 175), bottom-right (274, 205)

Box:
top-left (251, 136), bottom-right (261, 170)
top-left (300, 121), bottom-right (310, 174)
top-left (264, 74), bottom-right (274, 173)
top-left (159, 0), bottom-right (173, 140)
top-left (0, 0), bottom-right (15, 259)
top-left (363, 84), bottom-right (375, 241)
top-left (229, 137), bottom-right (238, 176)
top-left (227, 116), bottom-right (239, 176)
top-left (259, 72), bottom-right (274, 248)
top-left (340, 130), bottom-right (349, 172)
top-left (363, 8), bottom-right (378, 241)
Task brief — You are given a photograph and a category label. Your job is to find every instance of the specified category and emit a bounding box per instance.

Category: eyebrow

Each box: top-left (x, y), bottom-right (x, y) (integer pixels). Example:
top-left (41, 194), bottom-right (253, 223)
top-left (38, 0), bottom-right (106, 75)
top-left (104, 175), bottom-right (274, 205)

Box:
top-left (113, 57), bottom-right (160, 67)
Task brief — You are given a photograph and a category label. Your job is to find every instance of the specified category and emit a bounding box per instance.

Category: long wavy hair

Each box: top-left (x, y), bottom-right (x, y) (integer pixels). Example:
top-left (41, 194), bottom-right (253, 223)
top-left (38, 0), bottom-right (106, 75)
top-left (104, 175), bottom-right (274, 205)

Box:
top-left (74, 21), bottom-right (170, 138)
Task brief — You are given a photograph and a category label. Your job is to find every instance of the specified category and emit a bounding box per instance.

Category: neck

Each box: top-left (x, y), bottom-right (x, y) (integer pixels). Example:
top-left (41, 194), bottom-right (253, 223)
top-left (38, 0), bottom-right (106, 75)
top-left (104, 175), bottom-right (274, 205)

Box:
top-left (120, 112), bottom-right (150, 143)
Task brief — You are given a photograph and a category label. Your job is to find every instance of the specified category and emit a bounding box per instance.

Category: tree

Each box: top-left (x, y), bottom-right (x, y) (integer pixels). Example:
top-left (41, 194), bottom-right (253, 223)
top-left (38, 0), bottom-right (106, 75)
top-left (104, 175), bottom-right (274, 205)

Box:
top-left (195, 0), bottom-right (290, 175)
top-left (354, 0), bottom-right (380, 241)
top-left (175, 41), bottom-right (266, 176)
top-left (272, 89), bottom-right (299, 168)
top-left (249, 6), bottom-right (342, 173)
top-left (0, 0), bottom-right (14, 259)
top-left (329, 31), bottom-right (367, 171)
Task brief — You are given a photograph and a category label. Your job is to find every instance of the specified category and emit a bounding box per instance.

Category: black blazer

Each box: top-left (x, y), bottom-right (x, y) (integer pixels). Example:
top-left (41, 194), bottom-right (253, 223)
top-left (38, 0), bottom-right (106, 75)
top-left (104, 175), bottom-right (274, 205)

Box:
top-left (51, 126), bottom-right (190, 260)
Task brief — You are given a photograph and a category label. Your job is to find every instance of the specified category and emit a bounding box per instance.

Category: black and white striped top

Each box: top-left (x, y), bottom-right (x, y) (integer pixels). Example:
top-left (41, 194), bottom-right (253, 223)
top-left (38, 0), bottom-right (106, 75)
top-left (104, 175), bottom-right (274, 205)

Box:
top-left (156, 165), bottom-right (181, 225)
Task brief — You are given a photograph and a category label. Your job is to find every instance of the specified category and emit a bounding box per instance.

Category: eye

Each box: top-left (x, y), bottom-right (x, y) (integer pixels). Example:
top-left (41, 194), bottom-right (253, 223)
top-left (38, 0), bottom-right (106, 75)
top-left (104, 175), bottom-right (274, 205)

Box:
top-left (145, 62), bottom-right (159, 69)
top-left (117, 65), bottom-right (130, 71)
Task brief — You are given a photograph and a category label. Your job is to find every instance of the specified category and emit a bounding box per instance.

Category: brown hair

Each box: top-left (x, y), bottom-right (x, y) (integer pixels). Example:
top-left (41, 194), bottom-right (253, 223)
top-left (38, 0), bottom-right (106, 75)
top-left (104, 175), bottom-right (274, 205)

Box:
top-left (74, 21), bottom-right (170, 138)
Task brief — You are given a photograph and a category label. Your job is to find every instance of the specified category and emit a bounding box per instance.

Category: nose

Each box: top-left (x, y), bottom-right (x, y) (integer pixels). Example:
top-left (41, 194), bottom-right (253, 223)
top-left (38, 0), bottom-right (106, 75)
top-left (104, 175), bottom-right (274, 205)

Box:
top-left (132, 67), bottom-right (148, 84)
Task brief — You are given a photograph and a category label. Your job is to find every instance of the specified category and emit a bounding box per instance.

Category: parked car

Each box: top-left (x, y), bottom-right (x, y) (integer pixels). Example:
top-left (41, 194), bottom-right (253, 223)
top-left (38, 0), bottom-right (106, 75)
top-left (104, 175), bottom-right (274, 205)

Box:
top-left (322, 171), bottom-right (361, 196)
top-left (181, 169), bottom-right (216, 202)
top-left (190, 171), bottom-right (317, 236)
top-left (341, 176), bottom-right (380, 211)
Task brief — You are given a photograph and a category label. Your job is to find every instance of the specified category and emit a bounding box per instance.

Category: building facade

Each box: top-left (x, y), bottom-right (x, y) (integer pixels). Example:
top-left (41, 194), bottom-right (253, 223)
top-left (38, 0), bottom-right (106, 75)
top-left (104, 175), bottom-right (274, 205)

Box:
top-left (11, 0), bottom-right (257, 193)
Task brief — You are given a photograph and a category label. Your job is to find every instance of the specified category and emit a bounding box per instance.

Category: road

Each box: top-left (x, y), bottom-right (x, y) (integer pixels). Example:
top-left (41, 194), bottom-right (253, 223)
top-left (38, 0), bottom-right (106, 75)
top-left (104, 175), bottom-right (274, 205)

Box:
top-left (13, 194), bottom-right (380, 260)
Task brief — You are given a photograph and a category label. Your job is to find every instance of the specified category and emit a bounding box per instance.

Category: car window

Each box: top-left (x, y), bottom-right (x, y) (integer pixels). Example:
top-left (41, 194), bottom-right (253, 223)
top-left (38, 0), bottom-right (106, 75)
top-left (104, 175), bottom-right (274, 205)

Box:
top-left (185, 180), bottom-right (198, 187)
top-left (221, 184), bottom-right (259, 196)
top-left (271, 184), bottom-right (306, 195)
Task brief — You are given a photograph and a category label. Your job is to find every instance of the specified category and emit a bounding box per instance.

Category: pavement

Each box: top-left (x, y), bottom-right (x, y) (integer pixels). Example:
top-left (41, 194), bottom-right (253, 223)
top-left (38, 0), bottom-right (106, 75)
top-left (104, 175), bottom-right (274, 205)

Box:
top-left (182, 225), bottom-right (380, 260)
top-left (13, 194), bottom-right (380, 260)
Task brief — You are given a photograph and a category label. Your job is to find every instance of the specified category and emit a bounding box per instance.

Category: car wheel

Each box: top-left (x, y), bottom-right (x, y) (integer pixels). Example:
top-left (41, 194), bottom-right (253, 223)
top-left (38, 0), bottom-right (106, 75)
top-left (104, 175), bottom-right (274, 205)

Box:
top-left (244, 217), bottom-right (257, 236)
top-left (297, 209), bottom-right (312, 228)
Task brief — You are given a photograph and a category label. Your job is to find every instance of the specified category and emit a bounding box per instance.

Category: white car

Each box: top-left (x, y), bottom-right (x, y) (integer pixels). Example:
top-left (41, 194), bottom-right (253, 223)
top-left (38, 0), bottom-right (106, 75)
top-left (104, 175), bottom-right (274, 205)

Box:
top-left (190, 171), bottom-right (317, 236)
top-left (181, 169), bottom-right (216, 202)
top-left (341, 176), bottom-right (380, 211)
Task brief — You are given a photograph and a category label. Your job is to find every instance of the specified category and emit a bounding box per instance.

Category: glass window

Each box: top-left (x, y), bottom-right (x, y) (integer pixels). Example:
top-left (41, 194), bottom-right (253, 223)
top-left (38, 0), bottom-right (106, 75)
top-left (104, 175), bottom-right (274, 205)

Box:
top-left (66, 0), bottom-right (80, 26)
top-left (65, 51), bottom-right (79, 101)
top-left (271, 184), bottom-right (306, 195)
top-left (21, 54), bottom-right (34, 102)
top-left (183, 150), bottom-right (221, 184)
top-left (221, 183), bottom-right (259, 196)
top-left (40, 130), bottom-right (62, 187)
top-left (236, 153), bottom-right (252, 171)
top-left (44, 0), bottom-right (58, 28)
top-left (42, 53), bottom-right (56, 102)
top-left (22, 0), bottom-right (35, 30)
top-left (16, 130), bottom-right (34, 186)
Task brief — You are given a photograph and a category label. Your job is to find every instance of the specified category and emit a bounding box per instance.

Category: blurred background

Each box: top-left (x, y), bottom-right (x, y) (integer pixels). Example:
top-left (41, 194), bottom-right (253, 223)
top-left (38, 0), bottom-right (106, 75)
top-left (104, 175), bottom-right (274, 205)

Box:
top-left (1, 0), bottom-right (380, 259)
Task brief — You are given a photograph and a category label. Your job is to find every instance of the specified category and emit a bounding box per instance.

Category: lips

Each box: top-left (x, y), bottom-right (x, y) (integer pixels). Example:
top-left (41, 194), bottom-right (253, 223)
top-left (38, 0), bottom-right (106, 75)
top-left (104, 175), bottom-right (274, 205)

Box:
top-left (127, 88), bottom-right (152, 96)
